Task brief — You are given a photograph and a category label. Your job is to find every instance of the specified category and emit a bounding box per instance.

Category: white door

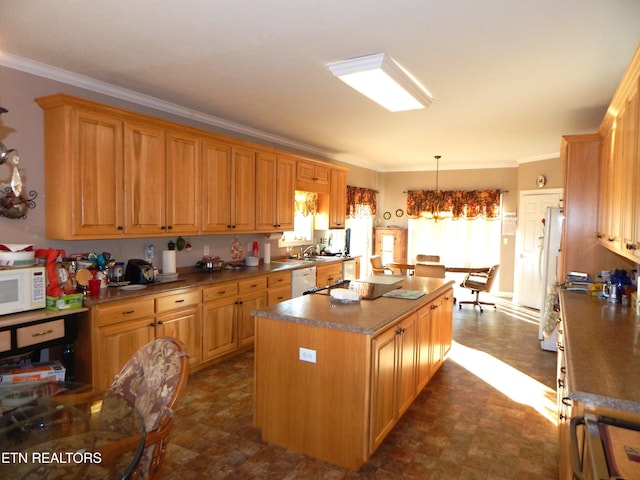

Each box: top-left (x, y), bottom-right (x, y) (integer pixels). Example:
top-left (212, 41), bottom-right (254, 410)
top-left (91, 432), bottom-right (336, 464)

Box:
top-left (514, 189), bottom-right (562, 308)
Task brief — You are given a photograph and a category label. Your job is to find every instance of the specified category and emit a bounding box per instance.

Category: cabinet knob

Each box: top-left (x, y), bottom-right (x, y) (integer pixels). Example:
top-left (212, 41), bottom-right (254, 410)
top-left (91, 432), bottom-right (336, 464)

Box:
top-left (117, 226), bottom-right (124, 231)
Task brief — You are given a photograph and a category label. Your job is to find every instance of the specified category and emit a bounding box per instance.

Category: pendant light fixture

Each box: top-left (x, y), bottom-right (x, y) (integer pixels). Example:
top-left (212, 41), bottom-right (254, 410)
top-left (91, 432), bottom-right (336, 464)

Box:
top-left (427, 155), bottom-right (451, 221)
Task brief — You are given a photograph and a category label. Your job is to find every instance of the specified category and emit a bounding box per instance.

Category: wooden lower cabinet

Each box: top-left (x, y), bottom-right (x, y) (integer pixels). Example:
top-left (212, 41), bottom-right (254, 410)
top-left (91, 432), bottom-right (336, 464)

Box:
top-left (370, 312), bottom-right (417, 452)
top-left (202, 278), bottom-right (267, 362)
top-left (95, 317), bottom-right (154, 390)
top-left (315, 262), bottom-right (343, 287)
top-left (155, 306), bottom-right (201, 367)
top-left (202, 295), bottom-right (238, 361)
top-left (91, 288), bottom-right (201, 389)
top-left (267, 271), bottom-right (292, 306)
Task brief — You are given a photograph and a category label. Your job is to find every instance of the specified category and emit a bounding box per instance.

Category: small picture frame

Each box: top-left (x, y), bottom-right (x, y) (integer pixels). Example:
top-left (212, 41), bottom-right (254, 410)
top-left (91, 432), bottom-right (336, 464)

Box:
top-left (383, 211), bottom-right (391, 220)
top-left (395, 209), bottom-right (404, 217)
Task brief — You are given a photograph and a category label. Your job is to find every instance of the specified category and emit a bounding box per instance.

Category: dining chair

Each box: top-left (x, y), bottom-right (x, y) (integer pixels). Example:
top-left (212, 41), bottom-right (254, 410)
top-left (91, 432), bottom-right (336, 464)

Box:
top-left (458, 265), bottom-right (500, 312)
top-left (107, 336), bottom-right (190, 480)
top-left (370, 255), bottom-right (391, 275)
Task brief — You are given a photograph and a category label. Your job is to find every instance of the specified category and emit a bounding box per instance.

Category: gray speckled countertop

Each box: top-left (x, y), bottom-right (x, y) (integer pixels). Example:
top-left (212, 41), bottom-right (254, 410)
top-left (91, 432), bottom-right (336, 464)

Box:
top-left (252, 276), bottom-right (455, 335)
top-left (81, 257), bottom-right (354, 307)
top-left (560, 290), bottom-right (640, 413)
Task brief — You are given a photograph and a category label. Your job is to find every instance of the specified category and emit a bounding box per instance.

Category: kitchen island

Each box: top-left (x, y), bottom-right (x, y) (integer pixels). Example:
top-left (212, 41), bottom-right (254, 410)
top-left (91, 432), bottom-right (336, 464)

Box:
top-left (252, 276), bottom-right (455, 470)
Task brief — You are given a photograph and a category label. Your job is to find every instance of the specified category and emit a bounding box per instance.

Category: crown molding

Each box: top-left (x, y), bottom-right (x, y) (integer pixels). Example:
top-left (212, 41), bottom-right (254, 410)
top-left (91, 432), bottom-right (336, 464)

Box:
top-left (0, 51), bottom-right (336, 160)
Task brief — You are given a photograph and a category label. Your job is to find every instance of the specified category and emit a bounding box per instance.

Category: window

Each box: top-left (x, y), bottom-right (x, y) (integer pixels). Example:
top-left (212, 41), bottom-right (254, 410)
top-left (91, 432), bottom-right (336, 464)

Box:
top-left (408, 217), bottom-right (501, 268)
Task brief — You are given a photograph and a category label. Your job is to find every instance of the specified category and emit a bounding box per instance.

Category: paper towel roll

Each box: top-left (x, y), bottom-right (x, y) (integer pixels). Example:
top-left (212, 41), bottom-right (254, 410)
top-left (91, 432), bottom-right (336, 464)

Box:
top-left (162, 250), bottom-right (176, 274)
top-left (263, 242), bottom-right (271, 264)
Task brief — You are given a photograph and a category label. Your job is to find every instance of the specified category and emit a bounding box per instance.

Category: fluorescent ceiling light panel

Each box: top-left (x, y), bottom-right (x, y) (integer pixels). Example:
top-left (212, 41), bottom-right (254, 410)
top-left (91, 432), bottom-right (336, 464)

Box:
top-left (328, 53), bottom-right (433, 112)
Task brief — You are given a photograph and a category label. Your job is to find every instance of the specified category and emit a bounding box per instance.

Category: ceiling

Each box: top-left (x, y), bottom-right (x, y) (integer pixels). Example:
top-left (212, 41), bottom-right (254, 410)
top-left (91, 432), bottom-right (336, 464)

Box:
top-left (1, 1), bottom-right (639, 172)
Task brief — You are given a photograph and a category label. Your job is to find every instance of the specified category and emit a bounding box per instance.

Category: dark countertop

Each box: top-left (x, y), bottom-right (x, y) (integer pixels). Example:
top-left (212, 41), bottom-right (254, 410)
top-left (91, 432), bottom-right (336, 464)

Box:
top-left (82, 257), bottom-right (356, 307)
top-left (252, 276), bottom-right (456, 335)
top-left (559, 290), bottom-right (640, 413)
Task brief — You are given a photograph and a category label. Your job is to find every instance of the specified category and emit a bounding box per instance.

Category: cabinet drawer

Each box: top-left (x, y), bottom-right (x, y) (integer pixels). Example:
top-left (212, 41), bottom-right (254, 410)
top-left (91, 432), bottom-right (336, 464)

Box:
top-left (0, 330), bottom-right (11, 352)
top-left (203, 282), bottom-right (238, 303)
top-left (17, 319), bottom-right (65, 348)
top-left (268, 272), bottom-right (291, 288)
top-left (97, 298), bottom-right (155, 326)
top-left (156, 289), bottom-right (201, 313)
top-left (238, 277), bottom-right (267, 295)
top-left (267, 285), bottom-right (291, 306)
top-left (317, 263), bottom-right (343, 276)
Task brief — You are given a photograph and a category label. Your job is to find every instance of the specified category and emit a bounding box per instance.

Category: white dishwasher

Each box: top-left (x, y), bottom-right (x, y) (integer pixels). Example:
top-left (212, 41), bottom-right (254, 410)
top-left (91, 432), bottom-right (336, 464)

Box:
top-left (291, 266), bottom-right (317, 297)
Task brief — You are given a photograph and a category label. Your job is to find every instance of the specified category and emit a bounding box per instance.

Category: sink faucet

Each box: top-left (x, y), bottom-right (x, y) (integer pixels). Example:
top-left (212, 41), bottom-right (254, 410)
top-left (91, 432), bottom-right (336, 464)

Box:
top-left (300, 245), bottom-right (315, 258)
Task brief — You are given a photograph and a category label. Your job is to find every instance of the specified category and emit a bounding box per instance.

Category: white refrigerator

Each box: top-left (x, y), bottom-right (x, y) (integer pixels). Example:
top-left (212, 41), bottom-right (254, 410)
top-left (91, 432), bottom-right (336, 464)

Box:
top-left (538, 207), bottom-right (563, 351)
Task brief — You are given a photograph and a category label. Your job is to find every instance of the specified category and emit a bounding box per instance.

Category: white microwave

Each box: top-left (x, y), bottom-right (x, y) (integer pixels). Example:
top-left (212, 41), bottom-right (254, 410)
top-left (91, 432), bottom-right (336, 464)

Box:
top-left (0, 266), bottom-right (46, 315)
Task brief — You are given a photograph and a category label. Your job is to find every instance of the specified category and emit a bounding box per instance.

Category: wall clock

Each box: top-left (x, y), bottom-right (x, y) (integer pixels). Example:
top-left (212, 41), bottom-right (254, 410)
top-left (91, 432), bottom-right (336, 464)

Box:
top-left (536, 175), bottom-right (546, 188)
top-left (383, 211), bottom-right (391, 220)
top-left (395, 209), bottom-right (404, 217)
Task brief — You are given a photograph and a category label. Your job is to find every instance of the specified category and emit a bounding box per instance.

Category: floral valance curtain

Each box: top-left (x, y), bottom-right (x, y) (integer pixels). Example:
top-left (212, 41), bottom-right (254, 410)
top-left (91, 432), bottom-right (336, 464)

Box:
top-left (346, 185), bottom-right (378, 218)
top-left (406, 189), bottom-right (501, 220)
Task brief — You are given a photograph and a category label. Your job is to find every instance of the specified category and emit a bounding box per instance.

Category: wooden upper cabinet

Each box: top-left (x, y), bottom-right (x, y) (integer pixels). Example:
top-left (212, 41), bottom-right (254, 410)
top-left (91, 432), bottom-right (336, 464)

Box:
top-left (595, 46), bottom-right (640, 264)
top-left (255, 152), bottom-right (295, 232)
top-left (296, 159), bottom-right (331, 193)
top-left (123, 121), bottom-right (166, 236)
top-left (232, 146), bottom-right (256, 232)
top-left (37, 96), bottom-right (126, 239)
top-left (597, 130), bottom-right (613, 242)
top-left (165, 129), bottom-right (201, 234)
top-left (73, 110), bottom-right (125, 237)
top-left (37, 93), bottom-right (348, 239)
top-left (619, 87), bottom-right (638, 254)
top-left (202, 138), bottom-right (232, 232)
top-left (329, 168), bottom-right (347, 229)
top-left (201, 137), bottom-right (255, 233)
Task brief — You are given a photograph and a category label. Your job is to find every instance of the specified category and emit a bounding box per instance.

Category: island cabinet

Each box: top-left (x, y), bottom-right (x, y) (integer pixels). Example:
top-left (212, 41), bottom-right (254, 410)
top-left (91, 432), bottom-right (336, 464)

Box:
top-left (415, 289), bottom-right (453, 391)
top-left (370, 311), bottom-right (417, 451)
top-left (253, 278), bottom-right (455, 470)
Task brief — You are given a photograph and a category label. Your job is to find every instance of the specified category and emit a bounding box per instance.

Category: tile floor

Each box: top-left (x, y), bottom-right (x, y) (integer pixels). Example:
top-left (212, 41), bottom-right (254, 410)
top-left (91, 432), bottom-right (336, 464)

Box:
top-left (162, 295), bottom-right (559, 479)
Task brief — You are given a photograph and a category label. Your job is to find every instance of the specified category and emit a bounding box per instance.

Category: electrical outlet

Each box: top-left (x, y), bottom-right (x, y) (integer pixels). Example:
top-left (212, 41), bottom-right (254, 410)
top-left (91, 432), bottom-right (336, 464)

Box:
top-left (299, 347), bottom-right (317, 364)
top-left (203, 245), bottom-right (210, 256)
